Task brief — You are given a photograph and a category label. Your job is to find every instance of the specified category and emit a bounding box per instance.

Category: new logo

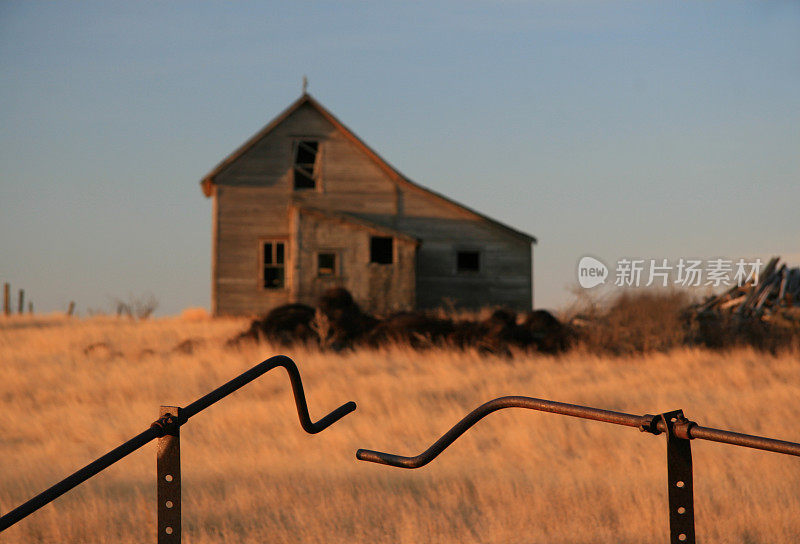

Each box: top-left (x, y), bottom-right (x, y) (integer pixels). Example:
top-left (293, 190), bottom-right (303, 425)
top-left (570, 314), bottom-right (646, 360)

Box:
top-left (577, 256), bottom-right (608, 288)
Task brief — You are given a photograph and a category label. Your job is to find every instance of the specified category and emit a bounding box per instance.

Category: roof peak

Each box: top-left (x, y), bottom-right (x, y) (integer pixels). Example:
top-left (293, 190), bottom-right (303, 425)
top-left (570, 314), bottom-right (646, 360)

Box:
top-left (199, 93), bottom-right (536, 243)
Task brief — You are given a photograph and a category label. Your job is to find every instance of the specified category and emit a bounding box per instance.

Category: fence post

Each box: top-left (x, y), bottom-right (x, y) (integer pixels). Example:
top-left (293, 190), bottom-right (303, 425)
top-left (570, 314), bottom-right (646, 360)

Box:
top-left (661, 411), bottom-right (695, 544)
top-left (641, 409), bottom-right (696, 544)
top-left (28, 301), bottom-right (33, 314)
top-left (67, 301), bottom-right (75, 316)
top-left (3, 283), bottom-right (9, 316)
top-left (18, 289), bottom-right (24, 315)
top-left (157, 406), bottom-right (181, 544)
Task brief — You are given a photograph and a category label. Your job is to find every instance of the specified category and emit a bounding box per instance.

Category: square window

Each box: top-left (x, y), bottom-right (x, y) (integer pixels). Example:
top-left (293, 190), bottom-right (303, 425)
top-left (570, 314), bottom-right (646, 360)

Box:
top-left (457, 251), bottom-right (480, 273)
top-left (318, 253), bottom-right (336, 276)
top-left (370, 237), bottom-right (393, 264)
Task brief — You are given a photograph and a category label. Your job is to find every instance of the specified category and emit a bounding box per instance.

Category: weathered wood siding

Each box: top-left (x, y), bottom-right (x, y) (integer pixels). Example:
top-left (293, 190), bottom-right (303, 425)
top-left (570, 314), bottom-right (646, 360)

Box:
top-left (210, 99), bottom-right (532, 315)
top-left (396, 190), bottom-right (532, 310)
top-left (399, 217), bottom-right (532, 310)
top-left (214, 186), bottom-right (292, 315)
top-left (213, 103), bottom-right (335, 190)
top-left (293, 209), bottom-right (415, 314)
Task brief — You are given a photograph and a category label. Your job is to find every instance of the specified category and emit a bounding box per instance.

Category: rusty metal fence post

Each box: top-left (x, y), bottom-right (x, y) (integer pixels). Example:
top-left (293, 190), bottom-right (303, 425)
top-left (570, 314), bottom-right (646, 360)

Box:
top-left (641, 410), bottom-right (696, 543)
top-left (664, 414), bottom-right (695, 544)
top-left (157, 406), bottom-right (181, 543)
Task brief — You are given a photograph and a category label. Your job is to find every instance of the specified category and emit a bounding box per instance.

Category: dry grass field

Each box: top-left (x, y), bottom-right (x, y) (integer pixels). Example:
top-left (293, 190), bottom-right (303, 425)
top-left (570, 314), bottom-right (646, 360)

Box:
top-left (1, 314), bottom-right (799, 543)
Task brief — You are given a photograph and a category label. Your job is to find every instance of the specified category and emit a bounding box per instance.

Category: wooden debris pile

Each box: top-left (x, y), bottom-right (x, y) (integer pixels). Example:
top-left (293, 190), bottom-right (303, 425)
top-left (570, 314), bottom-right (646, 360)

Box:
top-left (692, 257), bottom-right (800, 318)
top-left (228, 287), bottom-right (572, 354)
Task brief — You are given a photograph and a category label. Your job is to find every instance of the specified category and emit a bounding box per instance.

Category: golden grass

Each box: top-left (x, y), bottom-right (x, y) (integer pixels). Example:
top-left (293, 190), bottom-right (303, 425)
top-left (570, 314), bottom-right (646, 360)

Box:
top-left (1, 314), bottom-right (799, 543)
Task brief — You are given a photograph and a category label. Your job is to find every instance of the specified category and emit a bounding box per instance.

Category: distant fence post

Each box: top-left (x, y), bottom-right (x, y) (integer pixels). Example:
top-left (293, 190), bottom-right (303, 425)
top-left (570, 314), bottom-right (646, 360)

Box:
top-left (18, 289), bottom-right (24, 315)
top-left (28, 301), bottom-right (33, 314)
top-left (67, 301), bottom-right (75, 317)
top-left (157, 406), bottom-right (181, 544)
top-left (3, 283), bottom-right (9, 316)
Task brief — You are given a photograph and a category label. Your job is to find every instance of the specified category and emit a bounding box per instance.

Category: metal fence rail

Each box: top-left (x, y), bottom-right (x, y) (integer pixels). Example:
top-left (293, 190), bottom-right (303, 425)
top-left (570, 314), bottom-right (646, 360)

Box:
top-left (357, 395), bottom-right (800, 544)
top-left (0, 354), bottom-right (356, 539)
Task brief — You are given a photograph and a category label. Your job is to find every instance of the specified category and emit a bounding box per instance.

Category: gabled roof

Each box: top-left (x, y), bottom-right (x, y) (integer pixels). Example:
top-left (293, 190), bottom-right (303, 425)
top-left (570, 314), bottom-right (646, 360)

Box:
top-left (292, 203), bottom-right (419, 245)
top-left (200, 93), bottom-right (536, 244)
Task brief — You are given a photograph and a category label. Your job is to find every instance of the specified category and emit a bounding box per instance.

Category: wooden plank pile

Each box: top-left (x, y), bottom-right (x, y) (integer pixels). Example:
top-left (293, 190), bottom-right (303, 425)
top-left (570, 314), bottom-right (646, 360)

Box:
top-left (692, 257), bottom-right (800, 318)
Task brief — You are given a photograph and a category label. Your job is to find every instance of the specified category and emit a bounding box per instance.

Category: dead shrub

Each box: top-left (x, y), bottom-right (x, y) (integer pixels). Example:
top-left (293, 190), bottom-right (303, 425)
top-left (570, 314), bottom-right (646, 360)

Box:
top-left (571, 290), bottom-right (694, 355)
top-left (112, 293), bottom-right (159, 320)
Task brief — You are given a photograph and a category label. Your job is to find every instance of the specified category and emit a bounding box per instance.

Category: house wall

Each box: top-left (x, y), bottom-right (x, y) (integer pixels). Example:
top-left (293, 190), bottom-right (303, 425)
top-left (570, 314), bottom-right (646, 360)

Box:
top-left (212, 103), bottom-right (338, 315)
top-left (399, 215), bottom-right (532, 311)
top-left (394, 190), bottom-right (532, 310)
top-left (213, 103), bottom-right (336, 190)
top-left (293, 209), bottom-right (416, 315)
top-left (214, 186), bottom-right (292, 316)
top-left (210, 100), bottom-right (532, 316)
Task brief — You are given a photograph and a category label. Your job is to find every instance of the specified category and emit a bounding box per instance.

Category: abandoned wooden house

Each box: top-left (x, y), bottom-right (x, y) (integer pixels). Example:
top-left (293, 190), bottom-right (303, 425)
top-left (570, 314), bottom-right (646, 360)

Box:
top-left (200, 93), bottom-right (536, 316)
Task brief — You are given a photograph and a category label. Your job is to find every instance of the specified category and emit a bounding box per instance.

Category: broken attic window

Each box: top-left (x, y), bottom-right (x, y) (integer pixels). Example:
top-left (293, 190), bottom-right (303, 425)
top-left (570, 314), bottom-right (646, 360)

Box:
top-left (293, 140), bottom-right (318, 189)
top-left (370, 237), bottom-right (393, 264)
top-left (457, 251), bottom-right (480, 273)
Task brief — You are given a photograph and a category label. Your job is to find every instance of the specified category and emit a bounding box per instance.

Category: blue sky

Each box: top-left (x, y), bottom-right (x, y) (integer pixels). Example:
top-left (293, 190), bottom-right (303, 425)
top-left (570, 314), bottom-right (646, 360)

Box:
top-left (1, 1), bottom-right (798, 315)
